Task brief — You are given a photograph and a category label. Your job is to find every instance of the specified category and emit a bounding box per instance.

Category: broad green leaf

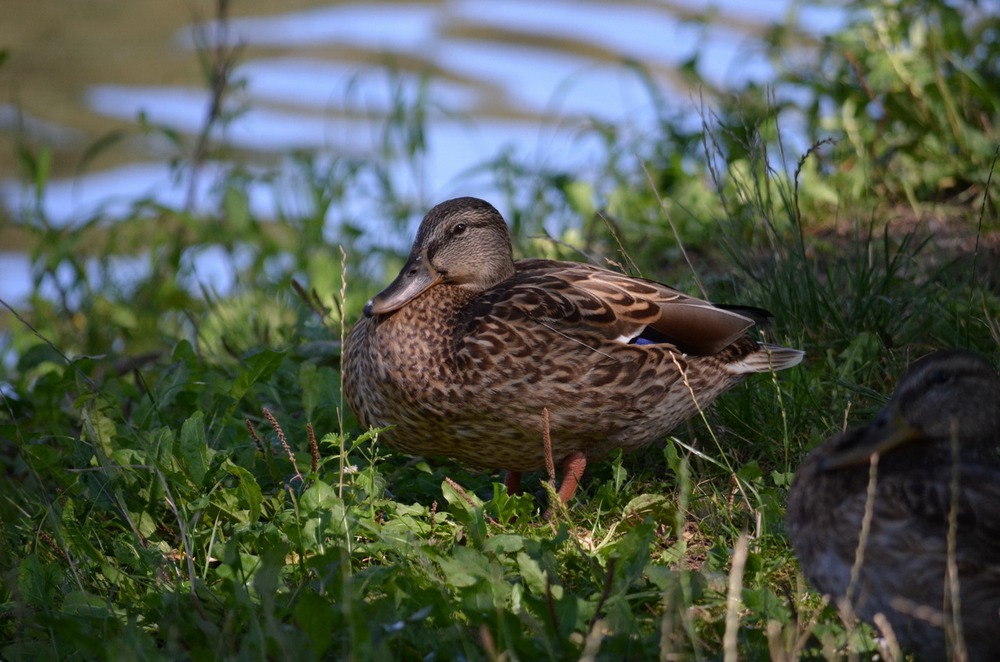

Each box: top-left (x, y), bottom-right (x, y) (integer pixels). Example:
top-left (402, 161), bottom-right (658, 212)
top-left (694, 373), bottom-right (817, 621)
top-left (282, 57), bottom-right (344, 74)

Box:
top-left (148, 427), bottom-right (176, 468)
top-left (483, 534), bottom-right (525, 556)
top-left (230, 349), bottom-right (286, 401)
top-left (609, 521), bottom-right (654, 591)
top-left (224, 460), bottom-right (263, 522)
top-left (437, 546), bottom-right (494, 590)
top-left (63, 591), bottom-right (112, 617)
top-left (737, 461), bottom-right (763, 483)
top-left (81, 408), bottom-right (117, 460)
top-left (621, 494), bottom-right (674, 524)
top-left (516, 551), bottom-right (561, 599)
top-left (299, 480), bottom-right (340, 514)
top-left (132, 508), bottom-right (158, 538)
top-left (441, 479), bottom-right (486, 548)
top-left (179, 411), bottom-right (210, 485)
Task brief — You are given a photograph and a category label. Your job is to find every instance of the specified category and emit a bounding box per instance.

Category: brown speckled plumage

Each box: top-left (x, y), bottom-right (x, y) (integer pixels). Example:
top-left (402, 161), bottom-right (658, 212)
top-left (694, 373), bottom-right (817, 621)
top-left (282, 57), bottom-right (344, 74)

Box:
top-left (343, 197), bottom-right (803, 499)
top-left (787, 350), bottom-right (1000, 661)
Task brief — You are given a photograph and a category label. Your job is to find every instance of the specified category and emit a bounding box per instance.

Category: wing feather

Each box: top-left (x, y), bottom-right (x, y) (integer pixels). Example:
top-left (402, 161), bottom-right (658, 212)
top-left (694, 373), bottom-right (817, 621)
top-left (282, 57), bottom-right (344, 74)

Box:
top-left (475, 259), bottom-right (756, 355)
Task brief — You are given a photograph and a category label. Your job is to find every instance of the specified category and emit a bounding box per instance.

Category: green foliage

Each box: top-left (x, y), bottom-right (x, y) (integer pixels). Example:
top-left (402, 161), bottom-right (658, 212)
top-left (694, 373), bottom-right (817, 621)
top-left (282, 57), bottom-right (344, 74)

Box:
top-left (776, 0), bottom-right (1000, 211)
top-left (2, 1), bottom-right (999, 659)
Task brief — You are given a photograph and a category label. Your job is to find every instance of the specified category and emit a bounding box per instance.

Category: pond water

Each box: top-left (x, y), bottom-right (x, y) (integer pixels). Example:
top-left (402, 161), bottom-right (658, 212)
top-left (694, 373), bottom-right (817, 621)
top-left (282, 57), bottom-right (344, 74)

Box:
top-left (0, 0), bottom-right (844, 305)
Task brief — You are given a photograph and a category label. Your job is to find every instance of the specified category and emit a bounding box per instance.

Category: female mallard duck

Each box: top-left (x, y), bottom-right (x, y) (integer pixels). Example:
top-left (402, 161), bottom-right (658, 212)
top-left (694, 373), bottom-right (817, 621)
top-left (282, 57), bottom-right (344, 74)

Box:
top-left (343, 197), bottom-right (803, 503)
top-left (787, 349), bottom-right (1000, 660)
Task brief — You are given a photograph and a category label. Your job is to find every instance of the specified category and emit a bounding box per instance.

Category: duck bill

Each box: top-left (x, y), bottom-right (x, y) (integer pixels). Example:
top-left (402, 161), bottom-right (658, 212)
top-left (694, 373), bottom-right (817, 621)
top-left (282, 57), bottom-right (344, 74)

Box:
top-left (819, 408), bottom-right (924, 471)
top-left (364, 252), bottom-right (443, 317)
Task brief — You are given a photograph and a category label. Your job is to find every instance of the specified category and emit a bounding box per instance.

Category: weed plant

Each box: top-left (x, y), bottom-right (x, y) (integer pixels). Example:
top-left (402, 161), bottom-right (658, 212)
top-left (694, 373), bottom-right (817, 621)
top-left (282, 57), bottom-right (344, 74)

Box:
top-left (1, 1), bottom-right (998, 659)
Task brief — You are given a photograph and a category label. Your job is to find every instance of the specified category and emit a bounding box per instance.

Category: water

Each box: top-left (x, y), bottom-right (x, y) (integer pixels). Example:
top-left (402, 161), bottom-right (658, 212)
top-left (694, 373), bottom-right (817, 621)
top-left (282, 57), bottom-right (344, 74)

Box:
top-left (0, 0), bottom-right (844, 305)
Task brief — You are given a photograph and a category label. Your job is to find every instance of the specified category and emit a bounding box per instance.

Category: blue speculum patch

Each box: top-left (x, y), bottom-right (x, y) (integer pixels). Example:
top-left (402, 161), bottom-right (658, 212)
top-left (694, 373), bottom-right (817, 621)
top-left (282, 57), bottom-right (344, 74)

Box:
top-left (630, 327), bottom-right (671, 345)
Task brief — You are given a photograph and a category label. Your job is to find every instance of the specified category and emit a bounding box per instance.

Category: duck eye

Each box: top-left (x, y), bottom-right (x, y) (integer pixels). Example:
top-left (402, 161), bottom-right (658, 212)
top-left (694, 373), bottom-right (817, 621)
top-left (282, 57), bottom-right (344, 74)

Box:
top-left (453, 223), bottom-right (467, 235)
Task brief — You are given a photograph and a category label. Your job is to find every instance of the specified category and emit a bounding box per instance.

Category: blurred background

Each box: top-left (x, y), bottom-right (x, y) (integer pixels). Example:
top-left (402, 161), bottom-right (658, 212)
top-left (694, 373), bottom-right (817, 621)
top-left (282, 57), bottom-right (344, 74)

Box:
top-left (1, 0), bottom-right (997, 359)
top-left (1, 0), bottom-right (844, 305)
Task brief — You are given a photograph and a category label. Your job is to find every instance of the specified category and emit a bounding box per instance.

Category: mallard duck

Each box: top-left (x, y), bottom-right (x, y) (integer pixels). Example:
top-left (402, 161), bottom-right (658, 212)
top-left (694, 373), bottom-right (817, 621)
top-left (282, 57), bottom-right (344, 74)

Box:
top-left (343, 197), bottom-right (803, 503)
top-left (787, 349), bottom-right (1000, 660)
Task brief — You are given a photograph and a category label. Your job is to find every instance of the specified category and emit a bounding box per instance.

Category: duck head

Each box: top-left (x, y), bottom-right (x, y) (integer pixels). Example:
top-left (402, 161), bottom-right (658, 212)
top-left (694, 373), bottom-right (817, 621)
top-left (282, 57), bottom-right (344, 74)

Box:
top-left (365, 197), bottom-right (516, 317)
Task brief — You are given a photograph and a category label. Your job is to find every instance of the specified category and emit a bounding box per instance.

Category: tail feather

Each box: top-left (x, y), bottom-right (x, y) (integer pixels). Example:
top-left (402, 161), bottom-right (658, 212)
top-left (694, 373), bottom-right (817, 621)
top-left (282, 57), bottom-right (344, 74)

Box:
top-left (728, 344), bottom-right (805, 374)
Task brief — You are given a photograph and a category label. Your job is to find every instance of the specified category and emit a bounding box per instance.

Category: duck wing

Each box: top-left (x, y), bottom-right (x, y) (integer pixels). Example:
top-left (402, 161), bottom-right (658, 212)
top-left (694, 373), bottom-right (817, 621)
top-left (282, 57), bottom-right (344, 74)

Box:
top-left (886, 464), bottom-right (1000, 564)
top-left (471, 259), bottom-right (757, 356)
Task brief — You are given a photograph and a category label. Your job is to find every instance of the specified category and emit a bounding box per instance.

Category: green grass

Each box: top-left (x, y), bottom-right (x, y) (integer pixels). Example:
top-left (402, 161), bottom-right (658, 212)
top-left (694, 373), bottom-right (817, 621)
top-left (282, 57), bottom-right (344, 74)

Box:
top-left (2, 1), bottom-right (999, 659)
